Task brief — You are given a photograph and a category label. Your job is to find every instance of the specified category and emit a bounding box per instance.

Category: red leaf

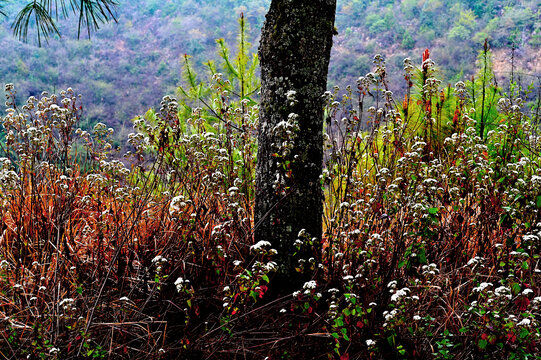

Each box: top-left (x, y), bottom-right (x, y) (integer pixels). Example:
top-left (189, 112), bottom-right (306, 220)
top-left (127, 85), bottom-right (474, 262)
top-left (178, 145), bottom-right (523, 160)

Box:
top-left (506, 333), bottom-right (516, 344)
top-left (422, 48), bottom-right (430, 63)
top-left (515, 297), bottom-right (530, 311)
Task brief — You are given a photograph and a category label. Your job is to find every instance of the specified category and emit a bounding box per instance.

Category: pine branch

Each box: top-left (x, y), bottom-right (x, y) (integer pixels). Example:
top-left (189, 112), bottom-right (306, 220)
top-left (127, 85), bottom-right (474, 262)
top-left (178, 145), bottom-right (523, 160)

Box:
top-left (11, 0), bottom-right (118, 45)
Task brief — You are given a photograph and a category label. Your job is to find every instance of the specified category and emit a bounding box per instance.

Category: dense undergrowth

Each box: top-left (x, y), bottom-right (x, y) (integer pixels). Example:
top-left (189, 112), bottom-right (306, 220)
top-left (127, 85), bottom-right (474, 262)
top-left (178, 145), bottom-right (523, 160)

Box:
top-left (1, 24), bottom-right (540, 360)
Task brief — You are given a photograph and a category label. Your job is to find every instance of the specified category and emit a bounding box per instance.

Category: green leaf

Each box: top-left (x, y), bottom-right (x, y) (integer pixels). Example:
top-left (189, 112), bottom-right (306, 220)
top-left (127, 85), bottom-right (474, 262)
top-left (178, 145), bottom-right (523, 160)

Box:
top-left (261, 274), bottom-right (269, 283)
top-left (387, 334), bottom-right (396, 347)
top-left (511, 283), bottom-right (521, 296)
top-left (418, 247), bottom-right (428, 265)
top-left (331, 332), bottom-right (340, 339)
top-left (478, 339), bottom-right (487, 350)
top-left (429, 207), bottom-right (439, 215)
top-left (521, 261), bottom-right (529, 270)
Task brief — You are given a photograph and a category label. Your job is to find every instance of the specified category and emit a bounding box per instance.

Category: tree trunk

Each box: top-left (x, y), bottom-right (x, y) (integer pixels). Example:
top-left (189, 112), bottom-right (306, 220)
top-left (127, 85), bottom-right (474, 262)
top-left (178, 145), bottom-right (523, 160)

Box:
top-left (255, 0), bottom-right (337, 290)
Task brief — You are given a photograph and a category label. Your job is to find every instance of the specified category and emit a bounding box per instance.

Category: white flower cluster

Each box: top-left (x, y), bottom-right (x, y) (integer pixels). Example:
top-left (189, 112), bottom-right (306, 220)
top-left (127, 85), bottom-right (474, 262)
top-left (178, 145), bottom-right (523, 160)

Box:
top-left (383, 309), bottom-right (399, 324)
top-left (422, 263), bottom-right (439, 276)
top-left (151, 255), bottom-right (167, 264)
top-left (58, 298), bottom-right (75, 311)
top-left (169, 195), bottom-right (187, 216)
top-left (494, 286), bottom-right (512, 299)
top-left (174, 277), bottom-right (190, 292)
top-left (390, 287), bottom-right (410, 302)
top-left (467, 256), bottom-right (485, 268)
top-left (250, 240), bottom-right (272, 253)
top-left (472, 282), bottom-right (492, 293)
top-left (0, 158), bottom-right (19, 191)
top-left (303, 280), bottom-right (317, 290)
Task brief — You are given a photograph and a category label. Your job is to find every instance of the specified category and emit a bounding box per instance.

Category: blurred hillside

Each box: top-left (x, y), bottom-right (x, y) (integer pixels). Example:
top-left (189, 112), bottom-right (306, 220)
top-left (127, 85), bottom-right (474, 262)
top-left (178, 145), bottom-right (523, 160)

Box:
top-left (0, 0), bottom-right (539, 139)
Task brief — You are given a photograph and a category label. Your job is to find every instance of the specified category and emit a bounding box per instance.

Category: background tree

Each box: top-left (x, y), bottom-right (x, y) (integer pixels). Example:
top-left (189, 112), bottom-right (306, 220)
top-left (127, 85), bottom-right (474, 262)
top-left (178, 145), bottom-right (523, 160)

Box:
top-left (255, 0), bottom-right (337, 290)
top-left (0, 0), bottom-right (117, 45)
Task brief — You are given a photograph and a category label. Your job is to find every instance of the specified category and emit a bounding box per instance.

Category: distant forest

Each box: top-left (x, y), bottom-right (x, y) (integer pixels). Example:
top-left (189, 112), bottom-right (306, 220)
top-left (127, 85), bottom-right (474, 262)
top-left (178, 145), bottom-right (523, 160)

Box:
top-left (1, 0), bottom-right (539, 143)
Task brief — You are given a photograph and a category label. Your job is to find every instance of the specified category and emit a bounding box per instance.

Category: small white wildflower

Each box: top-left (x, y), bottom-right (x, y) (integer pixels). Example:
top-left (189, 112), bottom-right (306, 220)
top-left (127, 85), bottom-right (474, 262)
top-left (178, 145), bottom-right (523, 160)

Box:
top-left (286, 90), bottom-right (297, 99)
top-left (366, 339), bottom-right (375, 346)
top-left (175, 277), bottom-right (189, 292)
top-left (472, 282), bottom-right (492, 293)
top-left (250, 240), bottom-right (272, 252)
top-left (391, 288), bottom-right (410, 302)
top-left (413, 315), bottom-right (421, 321)
top-left (517, 318), bottom-right (531, 326)
top-left (169, 195), bottom-right (186, 216)
top-left (233, 260), bottom-right (242, 267)
top-left (303, 280), bottom-right (317, 290)
top-left (151, 255), bottom-right (167, 264)
top-left (59, 298), bottom-right (75, 310)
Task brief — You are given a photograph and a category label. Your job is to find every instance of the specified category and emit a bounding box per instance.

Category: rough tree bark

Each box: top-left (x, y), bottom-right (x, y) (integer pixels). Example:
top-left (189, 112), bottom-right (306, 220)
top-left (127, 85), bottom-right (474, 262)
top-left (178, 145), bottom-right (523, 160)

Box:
top-left (255, 0), bottom-right (337, 290)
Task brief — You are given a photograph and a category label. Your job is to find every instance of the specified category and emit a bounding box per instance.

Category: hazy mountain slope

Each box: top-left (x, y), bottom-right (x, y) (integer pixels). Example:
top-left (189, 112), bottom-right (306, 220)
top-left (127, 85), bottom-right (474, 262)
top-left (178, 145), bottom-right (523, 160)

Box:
top-left (0, 0), bottom-right (538, 140)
